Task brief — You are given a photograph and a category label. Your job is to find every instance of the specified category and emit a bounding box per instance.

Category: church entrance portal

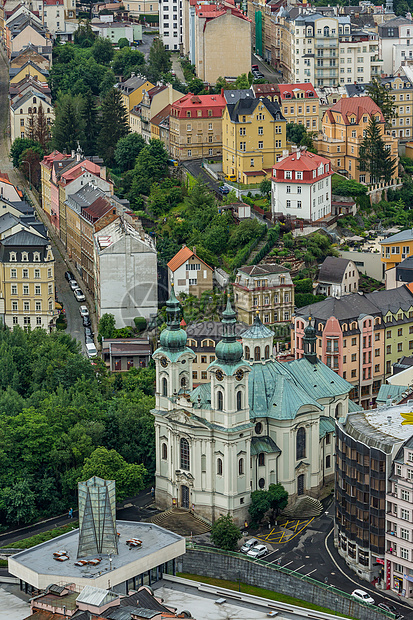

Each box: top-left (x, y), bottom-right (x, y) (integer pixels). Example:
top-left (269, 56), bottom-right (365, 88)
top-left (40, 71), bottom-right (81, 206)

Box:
top-left (181, 485), bottom-right (189, 509)
top-left (297, 474), bottom-right (305, 496)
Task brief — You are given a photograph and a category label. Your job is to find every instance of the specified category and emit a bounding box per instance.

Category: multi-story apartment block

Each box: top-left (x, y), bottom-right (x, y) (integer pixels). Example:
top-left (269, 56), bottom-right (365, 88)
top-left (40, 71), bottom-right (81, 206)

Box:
top-left (115, 74), bottom-right (154, 112)
top-left (222, 91), bottom-right (287, 184)
top-left (136, 84), bottom-right (182, 141)
top-left (315, 96), bottom-right (398, 183)
top-left (335, 404), bottom-right (411, 582)
top-left (234, 263), bottom-right (294, 326)
top-left (290, 13), bottom-right (381, 88)
top-left (183, 0), bottom-right (251, 85)
top-left (278, 83), bottom-right (320, 132)
top-left (125, 0), bottom-right (159, 19)
top-left (271, 149), bottom-right (332, 221)
top-left (10, 89), bottom-right (53, 142)
top-left (167, 245), bottom-right (214, 297)
top-left (0, 229), bottom-right (56, 331)
top-left (380, 229), bottom-right (413, 289)
top-left (386, 436), bottom-right (413, 599)
top-left (293, 286), bottom-right (413, 407)
top-left (378, 16), bottom-right (413, 76)
top-left (159, 0), bottom-right (183, 51)
top-left (169, 92), bottom-right (225, 162)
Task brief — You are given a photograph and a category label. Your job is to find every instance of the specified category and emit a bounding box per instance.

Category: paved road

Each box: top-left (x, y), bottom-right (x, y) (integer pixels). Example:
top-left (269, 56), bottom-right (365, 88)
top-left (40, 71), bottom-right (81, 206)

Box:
top-left (255, 499), bottom-right (412, 619)
top-left (182, 159), bottom-right (222, 195)
top-left (251, 52), bottom-right (283, 84)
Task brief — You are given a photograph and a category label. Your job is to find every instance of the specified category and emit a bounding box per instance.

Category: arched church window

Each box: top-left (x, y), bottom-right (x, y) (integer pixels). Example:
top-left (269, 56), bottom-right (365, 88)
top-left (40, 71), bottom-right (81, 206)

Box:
top-left (239, 458), bottom-right (244, 475)
top-left (162, 377), bottom-right (167, 396)
top-left (296, 427), bottom-right (306, 460)
top-left (180, 438), bottom-right (190, 470)
top-left (258, 452), bottom-right (265, 467)
top-left (181, 376), bottom-right (187, 388)
top-left (162, 443), bottom-right (167, 460)
top-left (217, 390), bottom-right (223, 411)
top-left (255, 422), bottom-right (263, 434)
top-left (259, 477), bottom-right (265, 488)
top-left (264, 345), bottom-right (270, 359)
top-left (335, 402), bottom-right (342, 418)
top-left (245, 346), bottom-right (250, 359)
top-left (217, 458), bottom-right (223, 475)
top-left (254, 346), bottom-right (260, 361)
top-left (236, 391), bottom-right (242, 411)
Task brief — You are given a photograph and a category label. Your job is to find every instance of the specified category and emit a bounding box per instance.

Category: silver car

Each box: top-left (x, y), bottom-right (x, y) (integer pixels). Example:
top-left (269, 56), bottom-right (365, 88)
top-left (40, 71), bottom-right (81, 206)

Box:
top-left (240, 538), bottom-right (259, 554)
top-left (247, 544), bottom-right (268, 559)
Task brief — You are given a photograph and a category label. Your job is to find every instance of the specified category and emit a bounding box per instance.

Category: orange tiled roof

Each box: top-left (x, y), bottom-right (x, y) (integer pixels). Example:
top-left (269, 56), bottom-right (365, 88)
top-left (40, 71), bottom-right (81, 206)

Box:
top-left (167, 245), bottom-right (212, 272)
top-left (328, 95), bottom-right (384, 125)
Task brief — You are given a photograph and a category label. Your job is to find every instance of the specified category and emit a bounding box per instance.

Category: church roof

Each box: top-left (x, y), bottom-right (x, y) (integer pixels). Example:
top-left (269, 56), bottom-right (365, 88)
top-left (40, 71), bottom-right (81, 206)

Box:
top-left (242, 314), bottom-right (274, 340)
top-left (190, 382), bottom-right (211, 408)
top-left (282, 356), bottom-right (352, 400)
top-left (251, 435), bottom-right (281, 455)
top-left (319, 415), bottom-right (335, 439)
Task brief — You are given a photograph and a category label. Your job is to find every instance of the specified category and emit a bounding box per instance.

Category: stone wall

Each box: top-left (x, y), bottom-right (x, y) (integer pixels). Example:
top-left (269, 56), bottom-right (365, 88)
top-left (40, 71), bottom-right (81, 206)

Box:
top-left (178, 548), bottom-right (390, 620)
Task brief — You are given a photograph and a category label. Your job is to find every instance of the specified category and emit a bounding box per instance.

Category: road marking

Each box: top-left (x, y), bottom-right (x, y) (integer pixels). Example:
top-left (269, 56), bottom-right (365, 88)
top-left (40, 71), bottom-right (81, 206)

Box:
top-left (269, 556), bottom-right (281, 563)
top-left (291, 564), bottom-right (305, 573)
top-left (304, 569), bottom-right (317, 576)
top-left (281, 560), bottom-right (293, 568)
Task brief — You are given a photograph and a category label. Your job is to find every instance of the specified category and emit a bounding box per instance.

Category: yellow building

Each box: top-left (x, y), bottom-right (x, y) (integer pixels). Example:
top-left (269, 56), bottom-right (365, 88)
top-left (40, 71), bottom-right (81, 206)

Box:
top-left (0, 230), bottom-right (56, 331)
top-left (380, 229), bottom-right (413, 289)
top-left (116, 75), bottom-right (154, 112)
top-left (222, 93), bottom-right (287, 184)
top-left (278, 83), bottom-right (320, 132)
top-left (10, 61), bottom-right (48, 85)
top-left (382, 74), bottom-right (413, 141)
top-left (315, 95), bottom-right (398, 183)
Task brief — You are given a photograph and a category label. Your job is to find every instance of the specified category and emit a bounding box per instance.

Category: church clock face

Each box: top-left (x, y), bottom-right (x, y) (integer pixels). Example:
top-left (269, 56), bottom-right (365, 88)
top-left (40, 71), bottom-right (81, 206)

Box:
top-left (160, 357), bottom-right (168, 368)
top-left (235, 369), bottom-right (244, 381)
top-left (216, 369), bottom-right (224, 381)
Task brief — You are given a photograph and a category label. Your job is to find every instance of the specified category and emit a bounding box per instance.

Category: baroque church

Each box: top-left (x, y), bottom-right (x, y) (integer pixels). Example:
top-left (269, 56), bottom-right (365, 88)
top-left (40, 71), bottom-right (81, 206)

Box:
top-left (152, 288), bottom-right (353, 524)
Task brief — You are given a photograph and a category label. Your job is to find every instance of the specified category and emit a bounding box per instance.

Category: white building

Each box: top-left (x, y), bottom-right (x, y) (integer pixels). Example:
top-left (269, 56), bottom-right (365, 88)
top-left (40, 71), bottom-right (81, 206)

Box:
top-left (10, 89), bottom-right (53, 142)
top-left (159, 0), bottom-right (182, 51)
top-left (152, 292), bottom-right (352, 524)
top-left (94, 216), bottom-right (157, 328)
top-left (291, 13), bottom-right (382, 87)
top-left (271, 149), bottom-right (333, 221)
top-left (378, 16), bottom-right (413, 75)
top-left (317, 256), bottom-right (359, 297)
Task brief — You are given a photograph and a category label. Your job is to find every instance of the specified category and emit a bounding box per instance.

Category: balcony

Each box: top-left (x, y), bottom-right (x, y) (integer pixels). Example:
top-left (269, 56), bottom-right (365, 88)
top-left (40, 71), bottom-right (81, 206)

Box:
top-left (315, 41), bottom-right (337, 49)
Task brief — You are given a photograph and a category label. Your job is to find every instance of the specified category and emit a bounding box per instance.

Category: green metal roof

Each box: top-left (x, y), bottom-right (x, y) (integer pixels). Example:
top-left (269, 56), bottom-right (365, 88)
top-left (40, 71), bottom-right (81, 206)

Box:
top-left (190, 382), bottom-right (211, 408)
top-left (376, 384), bottom-right (408, 405)
top-left (348, 399), bottom-right (363, 412)
top-left (251, 435), bottom-right (281, 455)
top-left (153, 345), bottom-right (195, 363)
top-left (207, 359), bottom-right (247, 376)
top-left (319, 415), bottom-right (335, 439)
top-left (281, 357), bottom-right (352, 400)
top-left (242, 314), bottom-right (274, 340)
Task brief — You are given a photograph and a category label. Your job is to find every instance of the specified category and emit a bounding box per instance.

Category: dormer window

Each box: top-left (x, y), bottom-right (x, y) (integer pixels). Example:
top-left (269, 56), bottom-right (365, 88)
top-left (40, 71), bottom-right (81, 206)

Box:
top-left (33, 252), bottom-right (40, 262)
top-left (10, 252), bottom-right (17, 262)
top-left (22, 252), bottom-right (28, 261)
top-left (285, 171), bottom-right (292, 179)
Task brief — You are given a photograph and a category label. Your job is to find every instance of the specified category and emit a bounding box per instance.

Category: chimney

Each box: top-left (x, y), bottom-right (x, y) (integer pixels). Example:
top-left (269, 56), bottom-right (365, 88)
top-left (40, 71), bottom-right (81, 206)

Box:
top-left (71, 149), bottom-right (75, 158)
top-left (193, 246), bottom-right (196, 254)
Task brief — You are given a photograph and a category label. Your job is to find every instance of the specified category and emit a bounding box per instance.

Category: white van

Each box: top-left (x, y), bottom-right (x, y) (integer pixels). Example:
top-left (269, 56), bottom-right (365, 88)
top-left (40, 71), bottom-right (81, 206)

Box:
top-left (240, 538), bottom-right (259, 554)
top-left (86, 342), bottom-right (97, 358)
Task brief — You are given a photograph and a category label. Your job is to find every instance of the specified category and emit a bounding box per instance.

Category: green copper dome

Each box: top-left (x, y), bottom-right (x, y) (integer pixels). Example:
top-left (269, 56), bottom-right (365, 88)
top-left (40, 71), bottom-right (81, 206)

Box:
top-left (215, 298), bottom-right (243, 364)
top-left (159, 286), bottom-right (187, 351)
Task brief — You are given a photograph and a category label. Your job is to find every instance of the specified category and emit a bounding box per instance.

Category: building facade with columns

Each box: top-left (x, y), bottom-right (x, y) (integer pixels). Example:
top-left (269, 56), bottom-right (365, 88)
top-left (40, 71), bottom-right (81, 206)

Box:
top-left (151, 290), bottom-right (353, 524)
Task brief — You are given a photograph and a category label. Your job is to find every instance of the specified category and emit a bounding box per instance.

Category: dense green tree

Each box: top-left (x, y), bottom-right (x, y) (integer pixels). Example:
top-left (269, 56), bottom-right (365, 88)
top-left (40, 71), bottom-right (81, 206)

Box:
top-left (147, 37), bottom-right (171, 81)
top-left (98, 313), bottom-right (116, 341)
top-left (80, 447), bottom-right (146, 500)
top-left (366, 78), bottom-right (397, 128)
top-left (0, 479), bottom-right (38, 524)
top-left (229, 219), bottom-right (265, 249)
top-left (260, 178), bottom-right (271, 199)
top-left (248, 490), bottom-right (271, 525)
top-left (112, 46), bottom-right (145, 78)
top-left (118, 37), bottom-right (129, 48)
top-left (186, 77), bottom-right (206, 95)
top-left (91, 37), bottom-right (114, 64)
top-left (267, 483), bottom-right (288, 522)
top-left (358, 115), bottom-right (397, 183)
top-left (81, 90), bottom-right (100, 156)
top-left (19, 146), bottom-right (44, 188)
top-left (52, 94), bottom-right (85, 153)
top-left (210, 513), bottom-right (242, 551)
top-left (97, 88), bottom-right (129, 166)
top-left (100, 68), bottom-right (116, 97)
top-left (286, 123), bottom-right (315, 150)
top-left (235, 73), bottom-right (249, 89)
top-left (114, 133), bottom-right (146, 171)
top-left (10, 138), bottom-right (40, 168)
top-left (74, 19), bottom-right (95, 46)
top-left (129, 139), bottom-right (169, 196)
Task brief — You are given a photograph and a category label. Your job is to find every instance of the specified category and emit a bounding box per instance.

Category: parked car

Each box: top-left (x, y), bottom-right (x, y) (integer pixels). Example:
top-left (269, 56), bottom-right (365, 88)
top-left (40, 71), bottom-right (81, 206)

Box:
top-left (351, 590), bottom-right (375, 605)
top-left (251, 64), bottom-right (259, 71)
top-left (240, 538), bottom-right (259, 554)
top-left (79, 305), bottom-right (89, 318)
top-left (73, 288), bottom-right (86, 302)
top-left (378, 603), bottom-right (403, 618)
top-left (69, 279), bottom-right (78, 290)
top-left (86, 342), bottom-right (97, 358)
top-left (65, 271), bottom-right (74, 282)
top-left (85, 327), bottom-right (93, 340)
top-left (225, 174), bottom-right (236, 182)
top-left (82, 315), bottom-right (91, 327)
top-left (219, 185), bottom-right (230, 195)
top-left (247, 544), bottom-right (268, 559)
top-left (85, 335), bottom-right (94, 345)
top-left (254, 72), bottom-right (265, 79)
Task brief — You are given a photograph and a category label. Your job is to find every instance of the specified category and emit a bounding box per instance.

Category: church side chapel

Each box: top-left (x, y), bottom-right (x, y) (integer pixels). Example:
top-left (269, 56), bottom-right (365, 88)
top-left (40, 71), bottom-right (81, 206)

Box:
top-left (152, 288), bottom-right (352, 524)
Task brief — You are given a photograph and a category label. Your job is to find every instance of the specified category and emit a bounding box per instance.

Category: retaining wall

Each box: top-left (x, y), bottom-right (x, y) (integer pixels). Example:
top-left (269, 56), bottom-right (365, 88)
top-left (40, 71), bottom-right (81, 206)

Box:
top-left (177, 548), bottom-right (391, 620)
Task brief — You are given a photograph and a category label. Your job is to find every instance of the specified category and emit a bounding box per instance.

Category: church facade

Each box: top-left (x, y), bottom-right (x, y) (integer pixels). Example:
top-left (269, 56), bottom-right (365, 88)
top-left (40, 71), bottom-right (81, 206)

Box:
top-left (152, 290), bottom-right (353, 524)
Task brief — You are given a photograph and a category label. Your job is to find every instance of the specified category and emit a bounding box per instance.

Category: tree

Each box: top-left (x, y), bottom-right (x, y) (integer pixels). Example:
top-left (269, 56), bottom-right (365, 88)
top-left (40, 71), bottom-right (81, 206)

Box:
top-left (210, 513), bottom-right (242, 551)
top-left (260, 178), bottom-right (271, 199)
top-left (81, 90), bottom-right (100, 156)
top-left (25, 109), bottom-right (36, 141)
top-left (112, 47), bottom-right (145, 79)
top-left (114, 133), bottom-right (146, 171)
top-left (286, 123), bottom-right (315, 150)
top-left (34, 103), bottom-right (50, 150)
top-left (267, 483), bottom-right (288, 522)
top-left (74, 19), bottom-right (95, 46)
top-left (97, 88), bottom-right (129, 166)
top-left (366, 78), bottom-right (397, 128)
top-left (130, 139), bottom-right (169, 196)
top-left (358, 115), bottom-right (397, 183)
top-left (79, 446), bottom-right (146, 500)
top-left (100, 68), bottom-right (116, 97)
top-left (98, 313), bottom-right (116, 341)
top-left (52, 94), bottom-right (85, 153)
top-left (235, 73), bottom-right (249, 89)
top-left (147, 37), bottom-right (171, 81)
top-left (0, 479), bottom-right (38, 524)
top-left (118, 37), bottom-right (129, 48)
top-left (19, 146), bottom-right (43, 188)
top-left (10, 138), bottom-right (39, 167)
top-left (92, 37), bottom-right (114, 64)
top-left (248, 490), bottom-right (270, 525)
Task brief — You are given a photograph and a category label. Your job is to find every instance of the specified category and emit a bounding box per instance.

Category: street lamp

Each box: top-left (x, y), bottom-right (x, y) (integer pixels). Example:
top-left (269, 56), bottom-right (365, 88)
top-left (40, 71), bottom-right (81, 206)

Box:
top-left (21, 160), bottom-right (31, 190)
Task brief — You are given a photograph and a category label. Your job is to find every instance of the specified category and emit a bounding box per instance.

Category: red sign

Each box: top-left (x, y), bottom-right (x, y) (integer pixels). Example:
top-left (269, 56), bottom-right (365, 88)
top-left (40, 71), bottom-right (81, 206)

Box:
top-left (386, 559), bottom-right (392, 590)
top-left (376, 558), bottom-right (385, 565)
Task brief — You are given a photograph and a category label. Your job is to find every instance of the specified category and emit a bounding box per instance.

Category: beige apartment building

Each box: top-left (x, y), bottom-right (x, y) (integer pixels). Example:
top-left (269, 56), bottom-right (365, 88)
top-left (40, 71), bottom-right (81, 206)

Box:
top-left (10, 91), bottom-right (53, 142)
top-left (234, 263), bottom-right (295, 326)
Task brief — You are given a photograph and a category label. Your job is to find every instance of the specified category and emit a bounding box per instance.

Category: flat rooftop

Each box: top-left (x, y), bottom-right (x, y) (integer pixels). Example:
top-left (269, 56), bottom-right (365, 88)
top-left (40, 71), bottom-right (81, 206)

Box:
top-left (344, 402), bottom-right (413, 453)
top-left (9, 521), bottom-right (185, 591)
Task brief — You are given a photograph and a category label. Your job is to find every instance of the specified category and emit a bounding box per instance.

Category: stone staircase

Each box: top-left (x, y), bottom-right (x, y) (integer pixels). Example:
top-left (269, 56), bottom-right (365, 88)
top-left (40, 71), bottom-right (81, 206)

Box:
top-left (282, 495), bottom-right (323, 519)
top-left (248, 232), bottom-right (268, 263)
top-left (147, 508), bottom-right (212, 537)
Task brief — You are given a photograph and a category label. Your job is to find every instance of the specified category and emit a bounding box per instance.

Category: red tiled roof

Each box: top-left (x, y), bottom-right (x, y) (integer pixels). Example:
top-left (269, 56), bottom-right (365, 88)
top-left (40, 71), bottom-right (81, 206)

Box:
top-left (82, 196), bottom-right (113, 221)
top-left (278, 83), bottom-right (317, 100)
top-left (151, 104), bottom-right (171, 127)
top-left (171, 93), bottom-right (225, 118)
top-left (244, 170), bottom-right (265, 176)
top-left (167, 245), bottom-right (212, 272)
top-left (273, 150), bottom-right (331, 172)
top-left (328, 95), bottom-right (384, 125)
